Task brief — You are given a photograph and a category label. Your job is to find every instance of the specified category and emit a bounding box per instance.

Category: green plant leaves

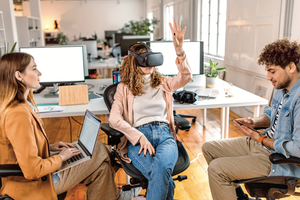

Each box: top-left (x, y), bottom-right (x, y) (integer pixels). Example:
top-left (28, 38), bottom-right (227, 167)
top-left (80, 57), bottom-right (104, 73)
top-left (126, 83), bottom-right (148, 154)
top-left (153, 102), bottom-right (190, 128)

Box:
top-left (205, 59), bottom-right (226, 77)
top-left (120, 18), bottom-right (159, 35)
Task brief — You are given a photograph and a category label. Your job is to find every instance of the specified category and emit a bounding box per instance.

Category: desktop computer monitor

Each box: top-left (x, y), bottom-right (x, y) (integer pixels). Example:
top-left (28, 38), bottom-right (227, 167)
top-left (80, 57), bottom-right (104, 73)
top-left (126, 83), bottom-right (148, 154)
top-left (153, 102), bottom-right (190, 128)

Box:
top-left (19, 46), bottom-right (85, 86)
top-left (149, 41), bottom-right (204, 75)
top-left (114, 33), bottom-right (133, 45)
top-left (67, 40), bottom-right (97, 58)
top-left (120, 35), bottom-right (150, 57)
top-left (105, 30), bottom-right (118, 47)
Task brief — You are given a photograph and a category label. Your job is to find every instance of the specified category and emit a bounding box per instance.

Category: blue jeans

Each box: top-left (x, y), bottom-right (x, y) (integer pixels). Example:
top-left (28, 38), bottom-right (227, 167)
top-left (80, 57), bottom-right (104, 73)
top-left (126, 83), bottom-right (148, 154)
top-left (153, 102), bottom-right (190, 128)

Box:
top-left (128, 123), bottom-right (178, 200)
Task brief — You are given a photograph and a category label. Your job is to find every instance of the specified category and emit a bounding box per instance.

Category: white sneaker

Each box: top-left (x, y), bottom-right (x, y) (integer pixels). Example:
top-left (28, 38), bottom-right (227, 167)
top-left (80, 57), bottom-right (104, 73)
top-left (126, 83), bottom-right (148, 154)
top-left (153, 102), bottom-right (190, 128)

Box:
top-left (117, 187), bottom-right (142, 200)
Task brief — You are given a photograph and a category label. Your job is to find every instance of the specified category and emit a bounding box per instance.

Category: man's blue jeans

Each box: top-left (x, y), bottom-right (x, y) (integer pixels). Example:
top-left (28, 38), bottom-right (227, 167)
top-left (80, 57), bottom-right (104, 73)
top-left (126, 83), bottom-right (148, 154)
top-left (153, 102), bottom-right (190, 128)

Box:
top-left (128, 123), bottom-right (178, 200)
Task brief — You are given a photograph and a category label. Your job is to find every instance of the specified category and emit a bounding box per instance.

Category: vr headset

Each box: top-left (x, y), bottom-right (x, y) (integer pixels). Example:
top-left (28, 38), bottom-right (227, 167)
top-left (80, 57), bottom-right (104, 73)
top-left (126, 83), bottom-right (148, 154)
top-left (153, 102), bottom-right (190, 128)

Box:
top-left (128, 42), bottom-right (164, 67)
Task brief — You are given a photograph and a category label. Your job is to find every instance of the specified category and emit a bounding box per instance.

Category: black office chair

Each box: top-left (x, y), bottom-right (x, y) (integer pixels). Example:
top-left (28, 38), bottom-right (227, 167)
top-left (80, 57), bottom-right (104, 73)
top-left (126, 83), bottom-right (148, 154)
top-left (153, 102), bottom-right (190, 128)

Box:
top-left (111, 45), bottom-right (121, 58)
top-left (101, 83), bottom-right (190, 194)
top-left (0, 164), bottom-right (67, 200)
top-left (234, 153), bottom-right (300, 200)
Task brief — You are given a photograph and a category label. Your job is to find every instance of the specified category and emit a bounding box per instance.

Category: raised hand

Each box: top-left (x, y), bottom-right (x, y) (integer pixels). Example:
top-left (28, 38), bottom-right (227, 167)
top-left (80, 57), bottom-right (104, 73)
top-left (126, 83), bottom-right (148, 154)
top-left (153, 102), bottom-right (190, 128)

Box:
top-left (169, 20), bottom-right (187, 53)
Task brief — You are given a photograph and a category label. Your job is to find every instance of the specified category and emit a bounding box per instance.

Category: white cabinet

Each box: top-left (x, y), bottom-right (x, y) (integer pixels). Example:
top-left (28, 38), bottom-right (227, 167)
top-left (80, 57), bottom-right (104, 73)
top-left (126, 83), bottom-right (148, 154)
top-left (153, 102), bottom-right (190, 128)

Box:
top-left (16, 16), bottom-right (42, 47)
top-left (0, 11), bottom-right (7, 56)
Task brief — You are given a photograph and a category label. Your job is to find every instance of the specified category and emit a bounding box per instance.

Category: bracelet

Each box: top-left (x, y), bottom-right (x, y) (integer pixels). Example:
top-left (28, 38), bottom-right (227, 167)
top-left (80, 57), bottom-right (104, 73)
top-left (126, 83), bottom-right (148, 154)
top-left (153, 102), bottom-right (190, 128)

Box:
top-left (258, 135), bottom-right (267, 144)
top-left (176, 51), bottom-right (185, 57)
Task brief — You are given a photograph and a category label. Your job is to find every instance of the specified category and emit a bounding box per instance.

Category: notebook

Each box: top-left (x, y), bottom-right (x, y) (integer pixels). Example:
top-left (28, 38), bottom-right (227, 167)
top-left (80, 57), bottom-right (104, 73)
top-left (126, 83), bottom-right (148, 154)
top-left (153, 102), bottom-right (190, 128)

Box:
top-left (52, 110), bottom-right (101, 174)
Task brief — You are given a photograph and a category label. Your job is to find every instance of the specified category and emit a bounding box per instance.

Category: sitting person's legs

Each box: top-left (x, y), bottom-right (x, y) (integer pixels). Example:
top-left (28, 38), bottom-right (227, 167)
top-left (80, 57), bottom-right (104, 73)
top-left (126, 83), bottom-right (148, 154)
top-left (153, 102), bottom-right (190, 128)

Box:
top-left (55, 141), bottom-right (118, 200)
top-left (202, 136), bottom-right (271, 200)
top-left (128, 124), bottom-right (178, 200)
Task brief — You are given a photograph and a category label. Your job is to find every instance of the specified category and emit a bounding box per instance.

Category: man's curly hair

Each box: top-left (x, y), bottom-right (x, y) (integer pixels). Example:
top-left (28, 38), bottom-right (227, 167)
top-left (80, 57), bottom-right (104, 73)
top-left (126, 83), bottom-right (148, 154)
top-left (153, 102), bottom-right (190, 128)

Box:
top-left (119, 43), bottom-right (165, 96)
top-left (258, 38), bottom-right (300, 72)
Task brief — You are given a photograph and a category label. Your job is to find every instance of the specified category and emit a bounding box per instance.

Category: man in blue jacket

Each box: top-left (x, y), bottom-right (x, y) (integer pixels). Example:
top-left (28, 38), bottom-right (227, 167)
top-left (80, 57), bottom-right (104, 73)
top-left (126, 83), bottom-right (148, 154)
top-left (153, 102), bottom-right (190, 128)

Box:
top-left (202, 38), bottom-right (300, 200)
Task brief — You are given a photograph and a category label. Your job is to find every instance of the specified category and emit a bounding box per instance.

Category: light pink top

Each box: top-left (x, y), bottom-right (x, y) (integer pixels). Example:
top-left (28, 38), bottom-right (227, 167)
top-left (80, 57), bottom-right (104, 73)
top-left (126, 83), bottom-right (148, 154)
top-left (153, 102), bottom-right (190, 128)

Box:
top-left (109, 57), bottom-right (192, 163)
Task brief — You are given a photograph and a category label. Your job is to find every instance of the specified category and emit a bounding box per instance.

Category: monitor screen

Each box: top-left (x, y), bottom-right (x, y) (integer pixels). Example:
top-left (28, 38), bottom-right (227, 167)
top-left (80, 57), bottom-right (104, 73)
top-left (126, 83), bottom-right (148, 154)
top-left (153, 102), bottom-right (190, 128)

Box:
top-left (120, 35), bottom-right (150, 57)
top-left (149, 41), bottom-right (204, 75)
top-left (19, 46), bottom-right (85, 85)
top-left (114, 33), bottom-right (133, 44)
top-left (67, 40), bottom-right (97, 58)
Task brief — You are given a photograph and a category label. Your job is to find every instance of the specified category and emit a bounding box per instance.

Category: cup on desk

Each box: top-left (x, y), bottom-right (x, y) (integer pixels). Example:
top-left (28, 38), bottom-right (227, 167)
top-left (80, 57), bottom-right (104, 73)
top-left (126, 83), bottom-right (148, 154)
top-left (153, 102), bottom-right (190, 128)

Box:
top-left (223, 82), bottom-right (233, 97)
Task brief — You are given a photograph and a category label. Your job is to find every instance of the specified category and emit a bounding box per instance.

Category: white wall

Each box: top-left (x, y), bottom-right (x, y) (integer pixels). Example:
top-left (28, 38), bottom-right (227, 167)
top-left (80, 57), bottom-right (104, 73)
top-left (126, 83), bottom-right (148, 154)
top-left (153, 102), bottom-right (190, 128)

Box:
top-left (23, 0), bottom-right (146, 41)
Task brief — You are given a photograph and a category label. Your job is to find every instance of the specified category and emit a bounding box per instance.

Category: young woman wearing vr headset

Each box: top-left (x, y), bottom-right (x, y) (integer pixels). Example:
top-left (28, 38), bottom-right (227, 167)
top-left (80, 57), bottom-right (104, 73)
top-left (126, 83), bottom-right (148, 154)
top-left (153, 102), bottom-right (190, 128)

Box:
top-left (109, 20), bottom-right (192, 200)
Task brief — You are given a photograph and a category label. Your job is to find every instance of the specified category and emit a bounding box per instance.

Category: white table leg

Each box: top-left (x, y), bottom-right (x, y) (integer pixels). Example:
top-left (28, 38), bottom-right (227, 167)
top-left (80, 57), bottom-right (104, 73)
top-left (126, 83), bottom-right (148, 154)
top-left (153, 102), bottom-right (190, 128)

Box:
top-left (225, 107), bottom-right (230, 139)
top-left (221, 107), bottom-right (225, 139)
top-left (253, 105), bottom-right (260, 117)
top-left (203, 108), bottom-right (207, 127)
top-left (126, 175), bottom-right (130, 184)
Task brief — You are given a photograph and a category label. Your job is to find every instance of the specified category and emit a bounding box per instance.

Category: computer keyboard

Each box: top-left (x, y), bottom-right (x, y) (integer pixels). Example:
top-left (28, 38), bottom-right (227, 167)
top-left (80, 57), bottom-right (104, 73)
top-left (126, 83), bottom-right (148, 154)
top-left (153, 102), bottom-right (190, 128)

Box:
top-left (66, 146), bottom-right (85, 164)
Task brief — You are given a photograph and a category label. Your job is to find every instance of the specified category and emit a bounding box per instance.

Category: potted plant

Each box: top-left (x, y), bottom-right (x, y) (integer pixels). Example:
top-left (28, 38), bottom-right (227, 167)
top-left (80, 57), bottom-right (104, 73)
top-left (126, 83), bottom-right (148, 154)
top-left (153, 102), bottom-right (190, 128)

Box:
top-left (205, 59), bottom-right (226, 88)
top-left (57, 32), bottom-right (68, 45)
top-left (120, 18), bottom-right (159, 35)
top-left (0, 41), bottom-right (17, 57)
top-left (103, 40), bottom-right (109, 50)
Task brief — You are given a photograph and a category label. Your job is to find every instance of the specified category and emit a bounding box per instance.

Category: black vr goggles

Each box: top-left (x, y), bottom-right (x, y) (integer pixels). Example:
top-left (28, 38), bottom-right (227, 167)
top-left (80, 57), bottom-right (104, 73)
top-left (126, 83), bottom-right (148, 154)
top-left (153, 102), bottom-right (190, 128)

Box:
top-left (128, 43), bottom-right (164, 67)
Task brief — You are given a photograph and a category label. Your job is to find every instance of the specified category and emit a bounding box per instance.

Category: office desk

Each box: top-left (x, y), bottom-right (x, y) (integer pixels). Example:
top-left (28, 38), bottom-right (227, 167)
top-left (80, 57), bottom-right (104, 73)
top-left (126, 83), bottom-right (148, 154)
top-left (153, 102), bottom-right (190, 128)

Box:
top-left (88, 58), bottom-right (118, 78)
top-left (34, 79), bottom-right (268, 139)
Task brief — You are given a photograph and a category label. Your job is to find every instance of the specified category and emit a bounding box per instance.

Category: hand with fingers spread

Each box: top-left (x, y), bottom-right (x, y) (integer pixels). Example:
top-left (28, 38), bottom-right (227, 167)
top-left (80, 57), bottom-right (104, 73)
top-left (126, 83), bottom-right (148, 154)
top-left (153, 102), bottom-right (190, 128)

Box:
top-left (138, 134), bottom-right (155, 157)
top-left (58, 146), bottom-right (82, 161)
top-left (169, 20), bottom-right (187, 54)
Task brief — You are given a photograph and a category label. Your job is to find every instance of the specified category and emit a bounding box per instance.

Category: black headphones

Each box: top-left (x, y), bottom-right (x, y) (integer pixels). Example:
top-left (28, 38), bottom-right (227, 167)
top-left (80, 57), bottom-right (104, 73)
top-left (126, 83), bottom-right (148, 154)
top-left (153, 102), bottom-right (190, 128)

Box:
top-left (128, 42), bottom-right (164, 67)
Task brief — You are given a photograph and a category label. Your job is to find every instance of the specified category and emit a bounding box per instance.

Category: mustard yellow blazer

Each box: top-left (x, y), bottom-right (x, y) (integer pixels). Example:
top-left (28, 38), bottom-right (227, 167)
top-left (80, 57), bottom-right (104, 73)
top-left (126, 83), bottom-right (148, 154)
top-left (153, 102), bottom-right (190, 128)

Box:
top-left (0, 103), bottom-right (62, 200)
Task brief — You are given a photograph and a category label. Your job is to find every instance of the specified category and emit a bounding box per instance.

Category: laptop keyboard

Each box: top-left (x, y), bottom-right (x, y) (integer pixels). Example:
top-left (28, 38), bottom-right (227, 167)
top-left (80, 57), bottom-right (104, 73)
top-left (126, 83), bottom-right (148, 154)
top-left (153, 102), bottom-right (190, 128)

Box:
top-left (66, 145), bottom-right (85, 164)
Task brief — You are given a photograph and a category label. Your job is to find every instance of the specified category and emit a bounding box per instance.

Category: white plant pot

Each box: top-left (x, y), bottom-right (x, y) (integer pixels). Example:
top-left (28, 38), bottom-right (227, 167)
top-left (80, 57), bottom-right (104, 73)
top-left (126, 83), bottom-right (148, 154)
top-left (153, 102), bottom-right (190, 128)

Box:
top-left (206, 76), bottom-right (218, 88)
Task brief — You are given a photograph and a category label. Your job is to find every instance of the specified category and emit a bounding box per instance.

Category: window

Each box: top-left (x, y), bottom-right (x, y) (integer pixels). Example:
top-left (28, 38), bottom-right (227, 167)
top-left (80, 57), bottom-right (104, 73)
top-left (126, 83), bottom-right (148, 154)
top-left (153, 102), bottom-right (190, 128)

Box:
top-left (198, 0), bottom-right (227, 57)
top-left (147, 12), bottom-right (154, 41)
top-left (164, 4), bottom-right (174, 41)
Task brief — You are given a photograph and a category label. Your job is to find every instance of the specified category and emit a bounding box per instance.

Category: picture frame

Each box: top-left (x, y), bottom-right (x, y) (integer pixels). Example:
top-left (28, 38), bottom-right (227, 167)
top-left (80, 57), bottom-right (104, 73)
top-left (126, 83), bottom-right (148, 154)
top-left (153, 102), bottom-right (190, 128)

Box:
top-left (250, 76), bottom-right (274, 115)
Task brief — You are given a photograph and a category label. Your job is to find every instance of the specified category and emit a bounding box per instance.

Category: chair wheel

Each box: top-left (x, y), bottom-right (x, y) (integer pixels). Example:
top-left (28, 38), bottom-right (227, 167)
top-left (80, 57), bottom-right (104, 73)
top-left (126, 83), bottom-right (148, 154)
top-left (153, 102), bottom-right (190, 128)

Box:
top-left (192, 119), bottom-right (196, 123)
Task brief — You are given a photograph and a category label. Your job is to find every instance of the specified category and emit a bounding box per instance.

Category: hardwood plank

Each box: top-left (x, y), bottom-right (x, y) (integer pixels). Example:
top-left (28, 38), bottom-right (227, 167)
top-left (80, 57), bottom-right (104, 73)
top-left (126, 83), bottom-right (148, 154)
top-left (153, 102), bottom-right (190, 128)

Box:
top-left (42, 108), bottom-right (300, 200)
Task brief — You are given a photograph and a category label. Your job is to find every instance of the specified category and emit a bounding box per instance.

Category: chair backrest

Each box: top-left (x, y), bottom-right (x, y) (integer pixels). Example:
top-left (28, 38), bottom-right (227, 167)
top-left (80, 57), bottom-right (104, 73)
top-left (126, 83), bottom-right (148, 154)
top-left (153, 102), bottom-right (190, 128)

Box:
top-left (103, 83), bottom-right (119, 112)
top-left (111, 46), bottom-right (121, 58)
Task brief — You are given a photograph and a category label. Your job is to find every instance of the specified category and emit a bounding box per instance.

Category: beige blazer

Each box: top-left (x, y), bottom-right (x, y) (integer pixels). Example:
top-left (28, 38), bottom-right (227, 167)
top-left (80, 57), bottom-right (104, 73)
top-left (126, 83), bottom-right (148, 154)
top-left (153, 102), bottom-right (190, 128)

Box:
top-left (109, 57), bottom-right (192, 163)
top-left (0, 103), bottom-right (62, 200)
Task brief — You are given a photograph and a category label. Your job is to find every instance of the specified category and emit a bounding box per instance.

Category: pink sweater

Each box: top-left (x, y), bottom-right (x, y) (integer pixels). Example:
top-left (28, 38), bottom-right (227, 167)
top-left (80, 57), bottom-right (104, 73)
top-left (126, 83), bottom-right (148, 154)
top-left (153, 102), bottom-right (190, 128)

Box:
top-left (109, 57), bottom-right (192, 163)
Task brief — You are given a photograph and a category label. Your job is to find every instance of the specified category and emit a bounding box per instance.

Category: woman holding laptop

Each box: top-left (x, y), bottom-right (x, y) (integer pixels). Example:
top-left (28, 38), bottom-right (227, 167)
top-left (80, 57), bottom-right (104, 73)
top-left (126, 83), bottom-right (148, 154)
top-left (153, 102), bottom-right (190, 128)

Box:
top-left (0, 52), bottom-right (118, 200)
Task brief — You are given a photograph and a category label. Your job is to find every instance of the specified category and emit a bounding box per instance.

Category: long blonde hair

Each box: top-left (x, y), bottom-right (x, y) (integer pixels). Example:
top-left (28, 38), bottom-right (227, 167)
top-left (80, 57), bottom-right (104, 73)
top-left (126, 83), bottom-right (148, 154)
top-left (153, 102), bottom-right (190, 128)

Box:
top-left (119, 43), bottom-right (165, 96)
top-left (0, 53), bottom-right (38, 129)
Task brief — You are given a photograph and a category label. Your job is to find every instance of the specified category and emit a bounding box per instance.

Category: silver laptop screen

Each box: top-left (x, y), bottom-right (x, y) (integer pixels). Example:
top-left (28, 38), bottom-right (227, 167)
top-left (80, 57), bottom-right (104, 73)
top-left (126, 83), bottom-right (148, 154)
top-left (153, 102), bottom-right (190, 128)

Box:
top-left (79, 111), bottom-right (101, 155)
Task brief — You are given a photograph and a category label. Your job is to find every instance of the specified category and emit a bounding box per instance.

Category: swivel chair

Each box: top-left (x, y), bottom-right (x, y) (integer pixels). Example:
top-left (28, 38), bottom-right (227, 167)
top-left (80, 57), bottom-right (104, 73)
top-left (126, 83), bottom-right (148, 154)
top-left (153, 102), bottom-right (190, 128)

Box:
top-left (0, 164), bottom-right (67, 200)
top-left (101, 83), bottom-right (190, 194)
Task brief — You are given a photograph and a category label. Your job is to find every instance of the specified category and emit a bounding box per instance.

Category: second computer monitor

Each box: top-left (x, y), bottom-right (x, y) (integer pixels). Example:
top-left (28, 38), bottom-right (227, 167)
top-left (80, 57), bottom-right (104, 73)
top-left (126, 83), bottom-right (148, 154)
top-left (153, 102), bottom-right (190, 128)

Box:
top-left (120, 35), bottom-right (150, 57)
top-left (67, 40), bottom-right (97, 58)
top-left (149, 41), bottom-right (204, 75)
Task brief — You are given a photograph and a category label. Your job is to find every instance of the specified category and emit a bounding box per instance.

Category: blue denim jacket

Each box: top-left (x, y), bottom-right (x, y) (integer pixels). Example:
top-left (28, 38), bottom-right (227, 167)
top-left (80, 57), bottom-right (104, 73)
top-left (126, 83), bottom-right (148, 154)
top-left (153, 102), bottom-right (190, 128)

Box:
top-left (263, 79), bottom-right (300, 178)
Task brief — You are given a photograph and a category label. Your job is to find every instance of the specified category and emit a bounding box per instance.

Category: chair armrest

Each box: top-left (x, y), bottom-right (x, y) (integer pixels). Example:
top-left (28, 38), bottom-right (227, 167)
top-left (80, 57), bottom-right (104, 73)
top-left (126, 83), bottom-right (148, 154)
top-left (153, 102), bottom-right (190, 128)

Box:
top-left (174, 115), bottom-right (191, 130)
top-left (0, 164), bottom-right (23, 177)
top-left (101, 123), bottom-right (124, 139)
top-left (269, 153), bottom-right (300, 165)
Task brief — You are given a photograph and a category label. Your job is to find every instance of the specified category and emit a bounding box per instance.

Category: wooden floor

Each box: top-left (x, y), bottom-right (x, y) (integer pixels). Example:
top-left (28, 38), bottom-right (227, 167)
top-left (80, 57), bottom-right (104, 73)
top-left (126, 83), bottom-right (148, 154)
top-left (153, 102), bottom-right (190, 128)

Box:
top-left (43, 108), bottom-right (300, 200)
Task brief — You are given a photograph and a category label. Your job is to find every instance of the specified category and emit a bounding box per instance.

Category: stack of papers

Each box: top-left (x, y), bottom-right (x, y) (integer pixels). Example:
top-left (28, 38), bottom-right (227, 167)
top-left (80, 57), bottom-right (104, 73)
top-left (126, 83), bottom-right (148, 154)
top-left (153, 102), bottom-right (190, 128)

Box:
top-left (196, 88), bottom-right (219, 99)
top-left (37, 106), bottom-right (66, 113)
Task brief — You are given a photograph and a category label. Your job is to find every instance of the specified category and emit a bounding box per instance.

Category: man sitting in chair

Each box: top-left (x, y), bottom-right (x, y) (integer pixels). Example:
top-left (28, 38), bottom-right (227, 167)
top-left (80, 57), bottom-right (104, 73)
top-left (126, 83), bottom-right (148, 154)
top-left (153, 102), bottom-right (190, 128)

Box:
top-left (202, 38), bottom-right (300, 200)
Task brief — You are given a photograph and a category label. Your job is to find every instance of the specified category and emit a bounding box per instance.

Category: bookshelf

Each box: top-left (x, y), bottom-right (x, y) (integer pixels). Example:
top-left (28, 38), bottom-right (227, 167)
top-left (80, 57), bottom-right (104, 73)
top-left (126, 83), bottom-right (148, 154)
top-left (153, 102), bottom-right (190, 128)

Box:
top-left (16, 16), bottom-right (42, 47)
top-left (0, 11), bottom-right (7, 56)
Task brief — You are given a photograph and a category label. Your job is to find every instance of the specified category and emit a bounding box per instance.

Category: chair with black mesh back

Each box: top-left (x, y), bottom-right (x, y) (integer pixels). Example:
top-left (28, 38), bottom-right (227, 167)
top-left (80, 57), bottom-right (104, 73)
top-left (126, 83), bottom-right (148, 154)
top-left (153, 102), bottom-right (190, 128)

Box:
top-left (233, 153), bottom-right (300, 200)
top-left (101, 83), bottom-right (190, 195)
top-left (0, 164), bottom-right (67, 200)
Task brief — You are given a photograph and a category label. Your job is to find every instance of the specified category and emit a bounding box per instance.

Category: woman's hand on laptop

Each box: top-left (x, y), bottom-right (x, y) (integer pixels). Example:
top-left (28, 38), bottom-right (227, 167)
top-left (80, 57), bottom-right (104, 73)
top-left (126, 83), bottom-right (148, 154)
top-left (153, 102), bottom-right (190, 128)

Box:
top-left (58, 147), bottom-right (82, 162)
top-left (50, 141), bottom-right (76, 151)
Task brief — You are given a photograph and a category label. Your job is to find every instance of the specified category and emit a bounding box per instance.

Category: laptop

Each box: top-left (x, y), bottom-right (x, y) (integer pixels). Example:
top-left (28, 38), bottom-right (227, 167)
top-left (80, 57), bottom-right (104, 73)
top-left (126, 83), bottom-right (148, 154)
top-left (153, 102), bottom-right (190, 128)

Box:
top-left (52, 110), bottom-right (101, 174)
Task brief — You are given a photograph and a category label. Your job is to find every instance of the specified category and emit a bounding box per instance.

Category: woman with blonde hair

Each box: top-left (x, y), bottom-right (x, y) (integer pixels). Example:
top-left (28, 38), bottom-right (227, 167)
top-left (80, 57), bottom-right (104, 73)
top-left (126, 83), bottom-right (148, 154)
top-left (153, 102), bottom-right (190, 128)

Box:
top-left (109, 20), bottom-right (192, 200)
top-left (0, 52), bottom-right (118, 200)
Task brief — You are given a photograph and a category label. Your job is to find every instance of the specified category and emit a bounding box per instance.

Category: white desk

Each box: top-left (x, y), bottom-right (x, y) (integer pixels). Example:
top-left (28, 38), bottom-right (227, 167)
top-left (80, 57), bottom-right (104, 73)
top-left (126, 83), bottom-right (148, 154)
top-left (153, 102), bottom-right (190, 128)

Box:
top-left (88, 58), bottom-right (118, 78)
top-left (34, 79), bottom-right (268, 139)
